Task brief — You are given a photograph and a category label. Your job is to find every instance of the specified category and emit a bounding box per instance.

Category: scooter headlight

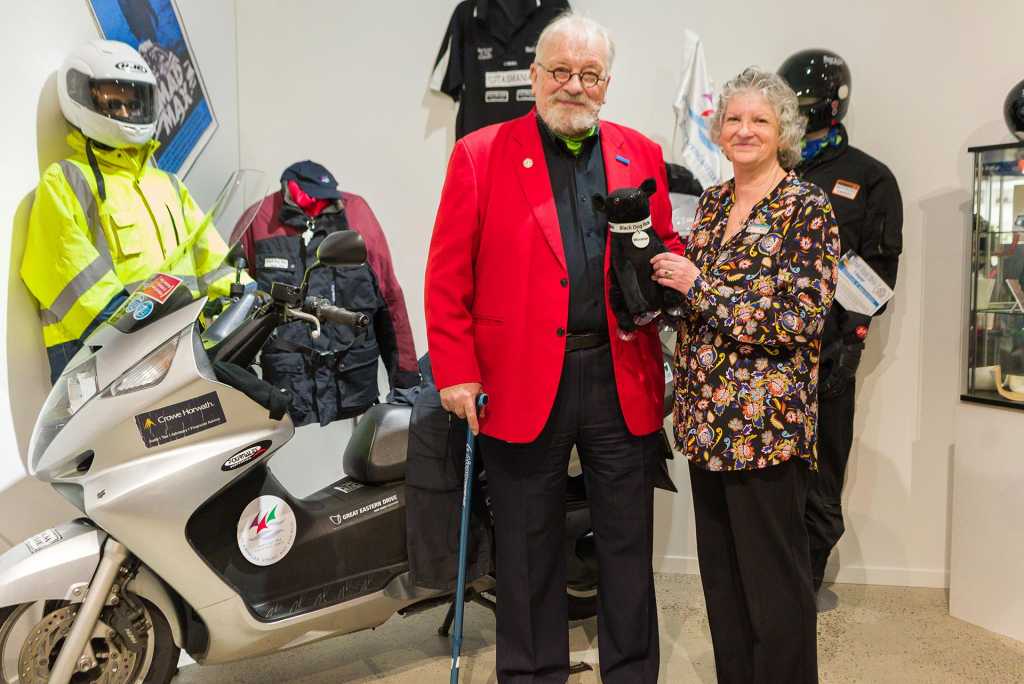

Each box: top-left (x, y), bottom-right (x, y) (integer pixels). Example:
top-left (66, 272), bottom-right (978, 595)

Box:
top-left (30, 356), bottom-right (99, 467)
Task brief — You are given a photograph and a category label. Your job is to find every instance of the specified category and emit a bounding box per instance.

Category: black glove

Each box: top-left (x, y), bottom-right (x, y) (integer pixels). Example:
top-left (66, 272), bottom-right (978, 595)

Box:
top-left (818, 339), bottom-right (863, 399)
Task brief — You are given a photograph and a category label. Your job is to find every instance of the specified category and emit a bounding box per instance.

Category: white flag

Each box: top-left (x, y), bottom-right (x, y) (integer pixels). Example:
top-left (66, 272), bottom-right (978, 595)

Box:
top-left (672, 30), bottom-right (721, 190)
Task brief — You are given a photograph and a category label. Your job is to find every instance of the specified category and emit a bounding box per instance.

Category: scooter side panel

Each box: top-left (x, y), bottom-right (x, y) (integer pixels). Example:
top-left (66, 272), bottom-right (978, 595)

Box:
top-left (195, 587), bottom-right (410, 664)
top-left (186, 468), bottom-right (409, 622)
top-left (81, 327), bottom-right (296, 610)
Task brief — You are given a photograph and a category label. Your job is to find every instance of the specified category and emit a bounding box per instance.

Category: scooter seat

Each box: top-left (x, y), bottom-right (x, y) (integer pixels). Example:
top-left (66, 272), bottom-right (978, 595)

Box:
top-left (343, 403), bottom-right (412, 484)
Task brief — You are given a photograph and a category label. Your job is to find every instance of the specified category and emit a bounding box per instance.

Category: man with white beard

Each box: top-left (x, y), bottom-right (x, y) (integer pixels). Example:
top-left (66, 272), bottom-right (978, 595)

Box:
top-left (425, 12), bottom-right (683, 683)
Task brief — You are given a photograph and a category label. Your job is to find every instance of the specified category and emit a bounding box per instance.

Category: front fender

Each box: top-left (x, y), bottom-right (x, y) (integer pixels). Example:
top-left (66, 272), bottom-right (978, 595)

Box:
top-left (0, 520), bottom-right (184, 648)
top-left (0, 520), bottom-right (105, 607)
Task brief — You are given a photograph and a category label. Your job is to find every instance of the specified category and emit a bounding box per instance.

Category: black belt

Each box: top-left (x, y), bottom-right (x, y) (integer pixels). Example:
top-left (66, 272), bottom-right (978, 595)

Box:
top-left (565, 331), bottom-right (608, 352)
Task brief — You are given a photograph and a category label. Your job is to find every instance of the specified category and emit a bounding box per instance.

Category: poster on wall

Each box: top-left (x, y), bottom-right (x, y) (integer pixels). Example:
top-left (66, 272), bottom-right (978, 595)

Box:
top-left (88, 0), bottom-right (217, 176)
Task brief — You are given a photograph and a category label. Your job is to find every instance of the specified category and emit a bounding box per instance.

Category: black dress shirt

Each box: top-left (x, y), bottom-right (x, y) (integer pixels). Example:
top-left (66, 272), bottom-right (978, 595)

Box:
top-left (537, 116), bottom-right (608, 334)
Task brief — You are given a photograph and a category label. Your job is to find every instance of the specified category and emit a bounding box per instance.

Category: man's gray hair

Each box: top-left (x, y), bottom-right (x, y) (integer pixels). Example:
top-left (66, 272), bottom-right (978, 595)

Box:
top-left (535, 12), bottom-right (616, 73)
top-left (709, 67), bottom-right (807, 169)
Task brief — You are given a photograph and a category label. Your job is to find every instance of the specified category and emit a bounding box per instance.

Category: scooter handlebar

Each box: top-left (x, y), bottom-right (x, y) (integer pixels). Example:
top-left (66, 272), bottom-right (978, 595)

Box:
top-left (304, 297), bottom-right (369, 329)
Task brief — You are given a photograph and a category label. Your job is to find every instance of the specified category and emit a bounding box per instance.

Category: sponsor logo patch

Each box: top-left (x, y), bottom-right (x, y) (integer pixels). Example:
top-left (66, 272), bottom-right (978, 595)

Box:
top-left (222, 440), bottom-right (272, 471)
top-left (485, 69), bottom-right (530, 88)
top-left (139, 274), bottom-right (184, 304)
top-left (477, 46), bottom-right (493, 61)
top-left (263, 257), bottom-right (290, 270)
top-left (135, 392), bottom-right (226, 448)
top-left (237, 495), bottom-right (296, 566)
top-left (132, 299), bottom-right (155, 320)
top-left (485, 90), bottom-right (509, 103)
top-left (332, 493), bottom-right (400, 526)
top-left (516, 88), bottom-right (535, 102)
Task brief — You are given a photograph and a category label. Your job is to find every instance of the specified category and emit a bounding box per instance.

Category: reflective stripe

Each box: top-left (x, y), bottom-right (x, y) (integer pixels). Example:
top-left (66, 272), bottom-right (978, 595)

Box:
top-left (198, 265), bottom-right (234, 291)
top-left (39, 255), bottom-right (114, 326)
top-left (57, 160), bottom-right (113, 260)
top-left (168, 173), bottom-right (181, 198)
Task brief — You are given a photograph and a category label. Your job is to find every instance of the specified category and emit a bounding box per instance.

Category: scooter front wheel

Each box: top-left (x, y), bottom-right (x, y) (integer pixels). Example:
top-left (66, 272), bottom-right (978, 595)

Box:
top-left (0, 596), bottom-right (179, 684)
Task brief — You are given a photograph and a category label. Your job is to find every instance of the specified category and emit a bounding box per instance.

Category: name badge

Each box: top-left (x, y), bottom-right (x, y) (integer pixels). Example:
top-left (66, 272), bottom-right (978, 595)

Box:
top-left (832, 179), bottom-right (861, 200)
top-left (748, 222), bottom-right (771, 235)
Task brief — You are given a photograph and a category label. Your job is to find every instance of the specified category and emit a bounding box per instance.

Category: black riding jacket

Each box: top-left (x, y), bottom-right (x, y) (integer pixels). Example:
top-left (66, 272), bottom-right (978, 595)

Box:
top-left (796, 124), bottom-right (903, 346)
top-left (251, 197), bottom-right (398, 426)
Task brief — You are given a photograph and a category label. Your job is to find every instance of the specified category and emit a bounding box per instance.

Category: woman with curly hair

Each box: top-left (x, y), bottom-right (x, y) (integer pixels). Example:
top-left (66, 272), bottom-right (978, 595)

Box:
top-left (651, 67), bottom-right (841, 683)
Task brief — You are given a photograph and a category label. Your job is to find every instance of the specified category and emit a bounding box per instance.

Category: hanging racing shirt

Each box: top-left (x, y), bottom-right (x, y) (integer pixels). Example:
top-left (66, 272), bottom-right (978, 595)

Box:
top-left (430, 0), bottom-right (570, 139)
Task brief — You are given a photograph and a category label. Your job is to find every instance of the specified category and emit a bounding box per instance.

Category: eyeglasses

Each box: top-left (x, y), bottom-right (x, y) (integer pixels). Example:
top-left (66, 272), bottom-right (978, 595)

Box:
top-left (536, 62), bottom-right (606, 89)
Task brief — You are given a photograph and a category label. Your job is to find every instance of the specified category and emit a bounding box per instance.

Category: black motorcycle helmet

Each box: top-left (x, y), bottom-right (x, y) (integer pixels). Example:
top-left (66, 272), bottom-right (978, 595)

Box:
top-left (1005, 78), bottom-right (1024, 141)
top-left (778, 49), bottom-right (852, 134)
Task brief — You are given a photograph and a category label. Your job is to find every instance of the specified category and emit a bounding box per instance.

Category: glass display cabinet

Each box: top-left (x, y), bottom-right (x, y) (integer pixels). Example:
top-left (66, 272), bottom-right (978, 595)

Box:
top-left (964, 141), bottom-right (1024, 409)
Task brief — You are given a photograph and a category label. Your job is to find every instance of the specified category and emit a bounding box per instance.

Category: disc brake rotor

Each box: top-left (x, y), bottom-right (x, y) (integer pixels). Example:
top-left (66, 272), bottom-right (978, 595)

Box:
top-left (17, 605), bottom-right (139, 684)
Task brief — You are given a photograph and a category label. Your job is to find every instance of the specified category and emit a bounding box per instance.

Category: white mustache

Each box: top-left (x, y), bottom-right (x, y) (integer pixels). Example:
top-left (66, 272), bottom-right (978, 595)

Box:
top-left (553, 96), bottom-right (590, 105)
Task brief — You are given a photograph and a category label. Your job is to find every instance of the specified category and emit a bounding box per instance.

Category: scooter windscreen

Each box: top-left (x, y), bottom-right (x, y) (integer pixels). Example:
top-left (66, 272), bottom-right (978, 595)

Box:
top-left (29, 170), bottom-right (269, 472)
top-left (108, 169), bottom-right (269, 335)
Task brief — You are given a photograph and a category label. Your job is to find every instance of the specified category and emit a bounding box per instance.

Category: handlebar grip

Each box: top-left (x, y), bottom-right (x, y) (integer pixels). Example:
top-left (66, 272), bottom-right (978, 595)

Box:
top-left (320, 303), bottom-right (369, 328)
top-left (303, 296), bottom-right (369, 328)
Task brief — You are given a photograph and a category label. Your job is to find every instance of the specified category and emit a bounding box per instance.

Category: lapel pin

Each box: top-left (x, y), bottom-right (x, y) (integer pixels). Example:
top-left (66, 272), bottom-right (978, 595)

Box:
top-left (523, 157), bottom-right (534, 168)
top-left (615, 155), bottom-right (630, 166)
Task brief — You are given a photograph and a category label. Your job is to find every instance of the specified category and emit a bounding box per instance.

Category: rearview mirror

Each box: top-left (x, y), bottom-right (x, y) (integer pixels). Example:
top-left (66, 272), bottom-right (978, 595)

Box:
top-left (316, 231), bottom-right (367, 268)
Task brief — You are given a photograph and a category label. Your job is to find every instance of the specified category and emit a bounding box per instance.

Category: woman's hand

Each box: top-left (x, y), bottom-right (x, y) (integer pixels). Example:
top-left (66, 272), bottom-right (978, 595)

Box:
top-left (651, 252), bottom-right (700, 294)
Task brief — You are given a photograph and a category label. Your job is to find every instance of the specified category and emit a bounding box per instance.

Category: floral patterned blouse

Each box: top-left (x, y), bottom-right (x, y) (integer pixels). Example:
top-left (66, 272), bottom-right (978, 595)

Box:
top-left (674, 171), bottom-right (840, 472)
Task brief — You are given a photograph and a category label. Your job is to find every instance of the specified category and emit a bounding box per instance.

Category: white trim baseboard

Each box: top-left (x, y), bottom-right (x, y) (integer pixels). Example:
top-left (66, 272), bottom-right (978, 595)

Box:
top-left (655, 554), bottom-right (949, 588)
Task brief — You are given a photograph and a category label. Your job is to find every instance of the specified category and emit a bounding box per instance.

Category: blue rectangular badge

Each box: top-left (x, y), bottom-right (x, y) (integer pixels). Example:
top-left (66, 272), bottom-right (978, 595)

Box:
top-left (615, 155), bottom-right (630, 166)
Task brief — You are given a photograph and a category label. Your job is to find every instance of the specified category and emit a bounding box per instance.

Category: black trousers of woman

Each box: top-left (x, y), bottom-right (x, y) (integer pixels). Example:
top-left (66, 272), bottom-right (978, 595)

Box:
top-left (479, 344), bottom-right (660, 684)
top-left (689, 459), bottom-right (818, 684)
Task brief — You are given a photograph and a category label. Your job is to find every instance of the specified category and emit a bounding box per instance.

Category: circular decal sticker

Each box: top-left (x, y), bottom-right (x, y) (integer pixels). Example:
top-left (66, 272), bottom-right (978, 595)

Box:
top-left (632, 231), bottom-right (651, 249)
top-left (133, 299), bottom-right (154, 320)
top-left (237, 495), bottom-right (296, 567)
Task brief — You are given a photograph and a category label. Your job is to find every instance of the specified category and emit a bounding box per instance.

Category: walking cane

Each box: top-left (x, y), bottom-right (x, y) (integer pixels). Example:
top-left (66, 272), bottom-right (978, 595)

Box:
top-left (450, 393), bottom-right (488, 684)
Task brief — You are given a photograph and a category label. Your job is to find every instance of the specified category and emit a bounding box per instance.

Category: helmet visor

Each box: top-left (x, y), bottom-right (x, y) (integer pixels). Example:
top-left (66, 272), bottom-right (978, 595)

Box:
top-left (66, 69), bottom-right (156, 125)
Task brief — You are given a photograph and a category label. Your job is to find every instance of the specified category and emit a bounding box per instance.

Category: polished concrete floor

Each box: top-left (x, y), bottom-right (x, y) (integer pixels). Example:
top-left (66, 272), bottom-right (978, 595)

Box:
top-left (174, 575), bottom-right (1024, 683)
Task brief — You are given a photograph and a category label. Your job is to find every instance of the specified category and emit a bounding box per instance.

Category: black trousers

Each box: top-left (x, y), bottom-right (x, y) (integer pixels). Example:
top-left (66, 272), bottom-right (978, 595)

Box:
top-left (479, 345), bottom-right (659, 684)
top-left (690, 459), bottom-right (818, 684)
top-left (805, 382), bottom-right (856, 589)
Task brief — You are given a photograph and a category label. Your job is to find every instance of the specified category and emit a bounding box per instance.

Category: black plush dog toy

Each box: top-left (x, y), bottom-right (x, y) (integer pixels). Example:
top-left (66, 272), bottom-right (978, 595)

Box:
top-left (594, 178), bottom-right (683, 332)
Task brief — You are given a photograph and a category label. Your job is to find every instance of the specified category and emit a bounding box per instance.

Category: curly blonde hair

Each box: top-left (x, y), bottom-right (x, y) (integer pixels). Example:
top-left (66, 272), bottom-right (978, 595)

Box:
top-left (709, 67), bottom-right (807, 169)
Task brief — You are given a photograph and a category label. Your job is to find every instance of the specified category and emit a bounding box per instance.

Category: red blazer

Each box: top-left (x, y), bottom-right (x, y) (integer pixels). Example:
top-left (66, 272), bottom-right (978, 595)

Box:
top-left (425, 110), bottom-right (683, 442)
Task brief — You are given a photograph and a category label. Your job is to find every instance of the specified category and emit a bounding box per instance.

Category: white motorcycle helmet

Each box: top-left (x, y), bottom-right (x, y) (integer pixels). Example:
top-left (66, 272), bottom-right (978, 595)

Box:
top-left (57, 39), bottom-right (157, 148)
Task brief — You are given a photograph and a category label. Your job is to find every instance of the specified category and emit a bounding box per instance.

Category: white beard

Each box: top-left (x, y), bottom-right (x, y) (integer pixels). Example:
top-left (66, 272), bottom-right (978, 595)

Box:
top-left (542, 95), bottom-right (601, 137)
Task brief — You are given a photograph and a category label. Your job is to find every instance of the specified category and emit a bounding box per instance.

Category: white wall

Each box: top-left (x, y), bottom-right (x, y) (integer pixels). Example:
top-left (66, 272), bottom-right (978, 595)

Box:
top-left (235, 0), bottom-right (1024, 589)
top-left (0, 0), bottom-right (240, 552)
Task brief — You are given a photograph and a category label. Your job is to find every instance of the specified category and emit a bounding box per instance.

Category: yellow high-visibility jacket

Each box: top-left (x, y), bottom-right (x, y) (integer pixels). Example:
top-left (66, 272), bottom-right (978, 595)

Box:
top-left (21, 131), bottom-right (236, 380)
